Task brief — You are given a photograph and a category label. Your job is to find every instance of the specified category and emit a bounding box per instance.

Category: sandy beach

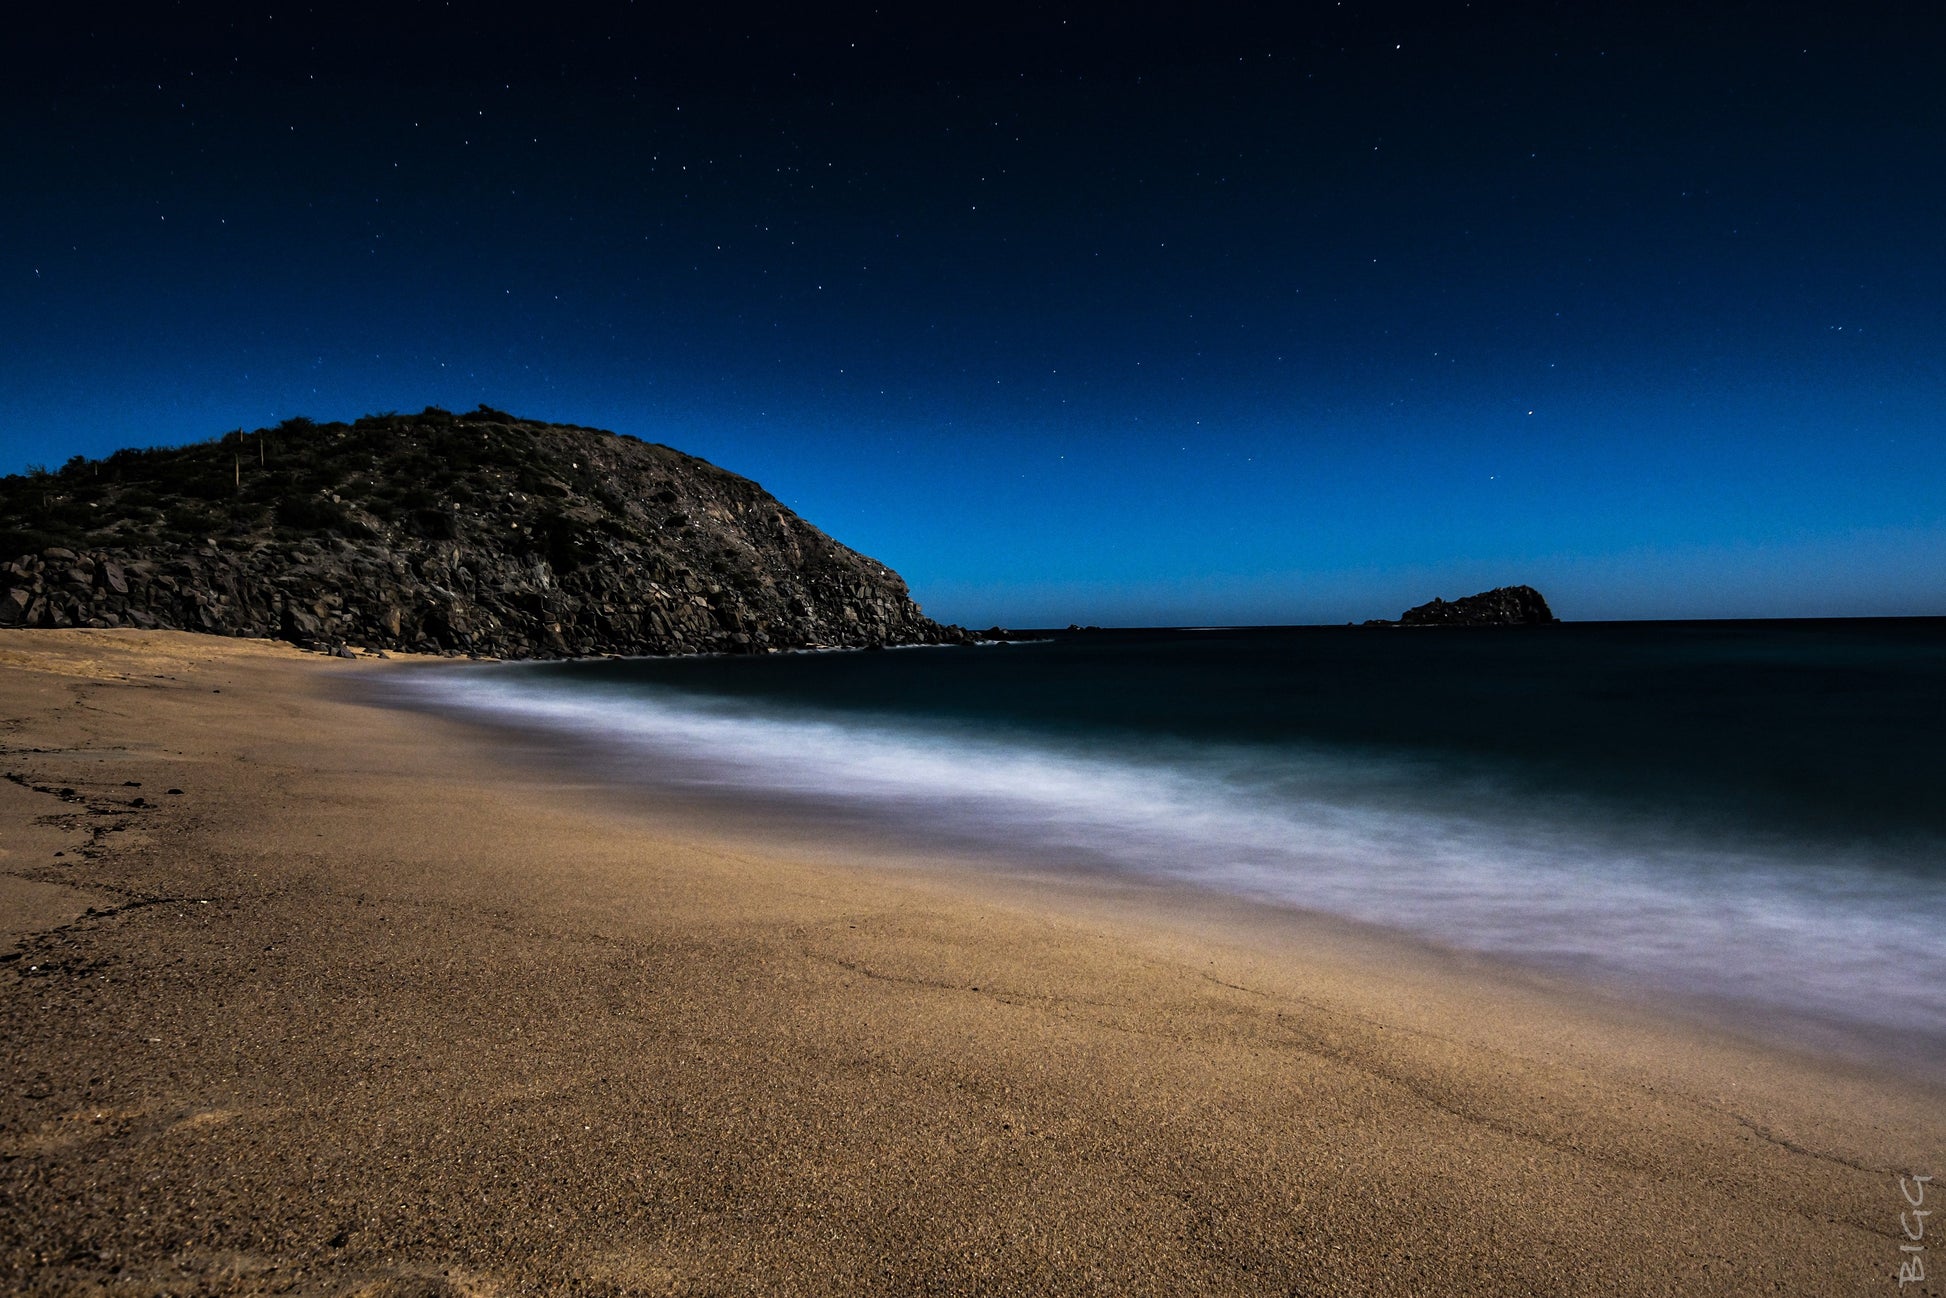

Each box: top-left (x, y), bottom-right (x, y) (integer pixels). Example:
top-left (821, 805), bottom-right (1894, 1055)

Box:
top-left (1, 629), bottom-right (1939, 1296)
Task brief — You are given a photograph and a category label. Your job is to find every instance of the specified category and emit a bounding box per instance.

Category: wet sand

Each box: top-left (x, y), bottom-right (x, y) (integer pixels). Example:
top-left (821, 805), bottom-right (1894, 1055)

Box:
top-left (1, 629), bottom-right (1939, 1295)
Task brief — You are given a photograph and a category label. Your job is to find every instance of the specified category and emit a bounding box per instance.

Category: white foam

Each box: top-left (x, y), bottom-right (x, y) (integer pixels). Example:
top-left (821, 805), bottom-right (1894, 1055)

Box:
top-left (396, 669), bottom-right (1946, 1050)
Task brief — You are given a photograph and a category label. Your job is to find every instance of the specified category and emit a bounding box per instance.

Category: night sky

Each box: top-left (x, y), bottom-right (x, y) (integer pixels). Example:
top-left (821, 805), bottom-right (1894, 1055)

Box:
top-left (5, 3), bottom-right (1941, 626)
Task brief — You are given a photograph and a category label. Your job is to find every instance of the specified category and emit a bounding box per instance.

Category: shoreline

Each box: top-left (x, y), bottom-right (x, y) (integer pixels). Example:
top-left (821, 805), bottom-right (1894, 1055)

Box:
top-left (369, 645), bottom-right (1946, 1083)
top-left (2, 629), bottom-right (1940, 1295)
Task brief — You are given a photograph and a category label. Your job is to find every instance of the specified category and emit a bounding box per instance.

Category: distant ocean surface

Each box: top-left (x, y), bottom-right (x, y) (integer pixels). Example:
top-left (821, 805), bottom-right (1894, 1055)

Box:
top-left (382, 620), bottom-right (1946, 1062)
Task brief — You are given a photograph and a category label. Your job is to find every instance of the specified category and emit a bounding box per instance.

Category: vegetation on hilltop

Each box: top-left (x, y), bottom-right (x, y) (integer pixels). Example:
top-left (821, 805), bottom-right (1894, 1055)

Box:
top-left (0, 408), bottom-right (964, 657)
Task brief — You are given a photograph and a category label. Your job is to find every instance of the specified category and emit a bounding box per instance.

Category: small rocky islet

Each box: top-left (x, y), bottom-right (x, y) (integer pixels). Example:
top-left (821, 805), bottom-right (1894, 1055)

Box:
top-left (1364, 584), bottom-right (1559, 627)
top-left (0, 407), bottom-right (971, 658)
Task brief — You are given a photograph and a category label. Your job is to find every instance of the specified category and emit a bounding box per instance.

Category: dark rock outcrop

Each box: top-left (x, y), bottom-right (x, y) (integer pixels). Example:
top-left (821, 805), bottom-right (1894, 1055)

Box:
top-left (1367, 584), bottom-right (1558, 627)
top-left (0, 407), bottom-right (970, 658)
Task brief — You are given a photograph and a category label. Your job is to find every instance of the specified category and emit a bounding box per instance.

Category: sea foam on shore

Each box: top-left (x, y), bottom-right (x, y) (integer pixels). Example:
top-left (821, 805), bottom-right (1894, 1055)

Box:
top-left (380, 623), bottom-right (1946, 1065)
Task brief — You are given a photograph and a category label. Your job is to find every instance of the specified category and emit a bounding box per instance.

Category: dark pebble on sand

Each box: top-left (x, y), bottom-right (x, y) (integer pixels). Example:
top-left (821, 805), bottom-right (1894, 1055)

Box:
top-left (166, 788), bottom-right (183, 795)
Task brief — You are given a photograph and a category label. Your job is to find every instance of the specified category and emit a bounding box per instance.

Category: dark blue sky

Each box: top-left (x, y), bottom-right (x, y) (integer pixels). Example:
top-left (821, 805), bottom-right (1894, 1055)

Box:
top-left (5, 2), bottom-right (1941, 625)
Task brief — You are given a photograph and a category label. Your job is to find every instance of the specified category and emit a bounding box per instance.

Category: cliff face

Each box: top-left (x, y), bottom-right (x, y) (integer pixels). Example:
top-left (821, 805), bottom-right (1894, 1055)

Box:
top-left (1369, 585), bottom-right (1558, 627)
top-left (0, 408), bottom-right (967, 657)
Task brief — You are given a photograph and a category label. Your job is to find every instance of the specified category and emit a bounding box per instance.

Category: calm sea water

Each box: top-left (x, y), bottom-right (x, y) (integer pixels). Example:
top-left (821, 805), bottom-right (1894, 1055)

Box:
top-left (383, 620), bottom-right (1946, 1062)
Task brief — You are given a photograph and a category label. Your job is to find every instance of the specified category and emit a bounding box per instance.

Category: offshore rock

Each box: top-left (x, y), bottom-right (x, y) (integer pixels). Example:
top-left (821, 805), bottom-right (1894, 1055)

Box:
top-left (1368, 584), bottom-right (1558, 627)
top-left (0, 407), bottom-right (970, 658)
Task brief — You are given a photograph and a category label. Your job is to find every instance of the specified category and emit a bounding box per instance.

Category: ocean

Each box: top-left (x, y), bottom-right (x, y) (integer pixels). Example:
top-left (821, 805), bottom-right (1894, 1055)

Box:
top-left (379, 620), bottom-right (1946, 1065)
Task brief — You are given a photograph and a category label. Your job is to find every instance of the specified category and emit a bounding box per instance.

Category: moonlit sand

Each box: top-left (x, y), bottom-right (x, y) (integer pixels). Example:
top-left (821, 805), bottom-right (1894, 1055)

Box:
top-left (2, 629), bottom-right (1939, 1295)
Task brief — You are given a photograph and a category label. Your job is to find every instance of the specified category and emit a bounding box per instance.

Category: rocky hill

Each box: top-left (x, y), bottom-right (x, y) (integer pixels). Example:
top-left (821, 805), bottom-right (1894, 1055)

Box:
top-left (0, 407), bottom-right (969, 658)
top-left (1367, 585), bottom-right (1558, 627)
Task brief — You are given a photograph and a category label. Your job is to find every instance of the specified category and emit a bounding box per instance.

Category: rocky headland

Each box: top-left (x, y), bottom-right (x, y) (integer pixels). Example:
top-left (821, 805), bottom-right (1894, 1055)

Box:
top-left (0, 407), bottom-right (969, 658)
top-left (1367, 584), bottom-right (1558, 627)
